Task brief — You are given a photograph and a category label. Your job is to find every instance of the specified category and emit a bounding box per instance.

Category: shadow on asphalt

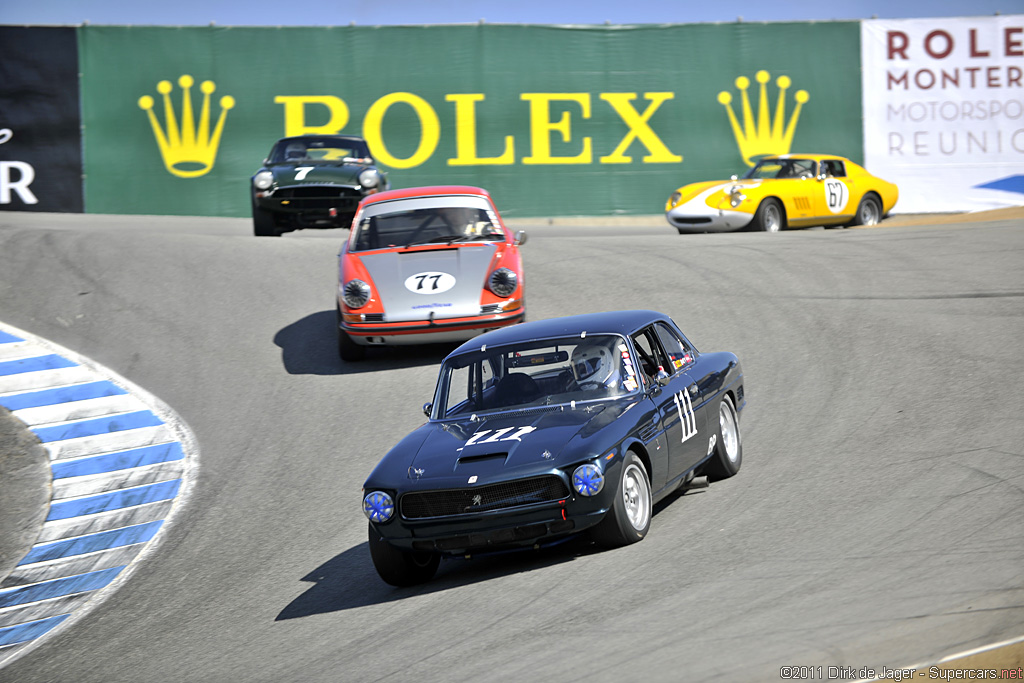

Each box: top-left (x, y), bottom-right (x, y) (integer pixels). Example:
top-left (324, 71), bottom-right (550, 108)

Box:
top-left (273, 310), bottom-right (458, 375)
top-left (276, 488), bottom-right (702, 619)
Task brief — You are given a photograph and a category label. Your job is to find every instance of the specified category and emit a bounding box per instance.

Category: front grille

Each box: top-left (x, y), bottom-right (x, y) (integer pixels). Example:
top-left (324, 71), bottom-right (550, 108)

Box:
top-left (273, 186), bottom-right (362, 211)
top-left (673, 216), bottom-right (713, 224)
top-left (480, 303), bottom-right (502, 314)
top-left (362, 313), bottom-right (385, 322)
top-left (400, 475), bottom-right (570, 519)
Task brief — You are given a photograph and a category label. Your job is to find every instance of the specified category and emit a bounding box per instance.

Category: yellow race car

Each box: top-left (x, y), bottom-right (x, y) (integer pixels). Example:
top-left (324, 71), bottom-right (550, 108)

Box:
top-left (664, 154), bottom-right (899, 234)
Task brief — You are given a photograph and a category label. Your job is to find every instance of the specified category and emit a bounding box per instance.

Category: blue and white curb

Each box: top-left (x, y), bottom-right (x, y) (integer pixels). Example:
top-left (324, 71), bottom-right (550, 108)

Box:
top-left (0, 323), bottom-right (198, 667)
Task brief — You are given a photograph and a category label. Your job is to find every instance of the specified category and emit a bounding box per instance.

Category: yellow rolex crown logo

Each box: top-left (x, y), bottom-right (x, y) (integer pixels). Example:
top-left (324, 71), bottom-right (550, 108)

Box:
top-left (138, 75), bottom-right (235, 178)
top-left (717, 70), bottom-right (808, 167)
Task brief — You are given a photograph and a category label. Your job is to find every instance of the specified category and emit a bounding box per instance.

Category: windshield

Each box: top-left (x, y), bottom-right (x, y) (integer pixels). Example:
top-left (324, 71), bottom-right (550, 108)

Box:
top-left (269, 137), bottom-right (371, 164)
top-left (350, 196), bottom-right (506, 251)
top-left (433, 334), bottom-right (642, 419)
top-left (742, 158), bottom-right (816, 180)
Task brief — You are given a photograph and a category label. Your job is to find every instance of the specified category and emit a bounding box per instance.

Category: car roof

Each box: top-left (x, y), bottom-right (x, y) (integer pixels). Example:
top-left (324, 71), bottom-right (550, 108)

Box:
top-left (762, 153), bottom-right (849, 162)
top-left (450, 310), bottom-right (672, 355)
top-left (361, 185), bottom-right (492, 207)
top-left (277, 134), bottom-right (366, 143)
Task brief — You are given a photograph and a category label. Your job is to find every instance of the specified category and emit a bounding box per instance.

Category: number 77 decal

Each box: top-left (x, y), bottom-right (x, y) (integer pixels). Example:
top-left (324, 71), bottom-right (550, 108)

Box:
top-left (673, 389), bottom-right (697, 443)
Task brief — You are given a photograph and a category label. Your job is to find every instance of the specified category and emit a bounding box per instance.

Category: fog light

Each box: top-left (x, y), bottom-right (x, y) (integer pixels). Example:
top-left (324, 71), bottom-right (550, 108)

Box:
top-left (572, 463), bottom-right (604, 497)
top-left (362, 491), bottom-right (394, 522)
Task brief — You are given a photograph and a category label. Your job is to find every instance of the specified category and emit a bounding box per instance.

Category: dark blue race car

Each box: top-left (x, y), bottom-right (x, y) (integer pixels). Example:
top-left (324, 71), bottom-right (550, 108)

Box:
top-left (361, 310), bottom-right (746, 586)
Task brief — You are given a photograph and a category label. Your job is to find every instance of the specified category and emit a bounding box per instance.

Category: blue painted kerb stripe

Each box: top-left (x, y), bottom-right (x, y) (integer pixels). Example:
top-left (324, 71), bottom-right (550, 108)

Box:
top-left (17, 521), bottom-right (163, 566)
top-left (0, 355), bottom-right (77, 377)
top-left (0, 331), bottom-right (23, 344)
top-left (0, 381), bottom-right (127, 411)
top-left (0, 614), bottom-right (71, 647)
top-left (31, 410), bottom-right (163, 443)
top-left (0, 566), bottom-right (126, 610)
top-left (47, 479), bottom-right (182, 521)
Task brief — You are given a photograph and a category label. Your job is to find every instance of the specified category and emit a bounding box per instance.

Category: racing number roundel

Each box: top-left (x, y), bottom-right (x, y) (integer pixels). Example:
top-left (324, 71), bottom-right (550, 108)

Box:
top-left (405, 271), bottom-right (456, 294)
top-left (824, 179), bottom-right (850, 214)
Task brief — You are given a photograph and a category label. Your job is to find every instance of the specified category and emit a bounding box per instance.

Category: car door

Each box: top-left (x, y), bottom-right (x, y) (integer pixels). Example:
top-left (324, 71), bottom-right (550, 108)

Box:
top-left (631, 324), bottom-right (707, 485)
top-left (773, 158), bottom-right (817, 223)
top-left (651, 322), bottom-right (708, 479)
top-left (814, 159), bottom-right (856, 224)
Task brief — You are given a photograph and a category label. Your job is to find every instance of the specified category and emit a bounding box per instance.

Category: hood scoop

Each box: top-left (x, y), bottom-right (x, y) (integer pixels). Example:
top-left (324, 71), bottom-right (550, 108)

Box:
top-left (455, 452), bottom-right (509, 475)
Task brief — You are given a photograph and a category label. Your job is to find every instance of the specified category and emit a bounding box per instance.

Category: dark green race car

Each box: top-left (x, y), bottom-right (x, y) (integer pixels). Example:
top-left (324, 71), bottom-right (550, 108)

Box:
top-left (250, 135), bottom-right (389, 236)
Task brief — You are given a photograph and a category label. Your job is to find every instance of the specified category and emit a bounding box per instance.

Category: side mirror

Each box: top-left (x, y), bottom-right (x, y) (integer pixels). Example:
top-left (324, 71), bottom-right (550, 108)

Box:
top-left (422, 402), bottom-right (433, 418)
top-left (514, 230), bottom-right (528, 246)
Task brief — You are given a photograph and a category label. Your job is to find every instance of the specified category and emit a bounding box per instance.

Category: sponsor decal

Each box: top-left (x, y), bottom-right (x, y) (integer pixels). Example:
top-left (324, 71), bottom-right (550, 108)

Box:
top-left (463, 426), bottom-right (537, 447)
top-left (862, 16), bottom-right (1024, 212)
top-left (718, 70), bottom-right (810, 166)
top-left (138, 75), bottom-right (235, 178)
top-left (0, 129), bottom-right (38, 206)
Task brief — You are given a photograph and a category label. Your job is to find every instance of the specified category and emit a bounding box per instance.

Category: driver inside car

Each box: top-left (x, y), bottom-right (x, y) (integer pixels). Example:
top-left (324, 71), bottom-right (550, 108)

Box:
top-left (570, 340), bottom-right (623, 395)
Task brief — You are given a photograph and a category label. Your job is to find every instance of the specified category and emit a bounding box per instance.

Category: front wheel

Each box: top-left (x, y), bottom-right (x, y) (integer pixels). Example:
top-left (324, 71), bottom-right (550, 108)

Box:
top-left (703, 394), bottom-right (742, 481)
top-left (751, 199), bottom-right (783, 232)
top-left (591, 452), bottom-right (651, 547)
top-left (848, 195), bottom-right (881, 227)
top-left (253, 206), bottom-right (280, 237)
top-left (368, 523), bottom-right (440, 587)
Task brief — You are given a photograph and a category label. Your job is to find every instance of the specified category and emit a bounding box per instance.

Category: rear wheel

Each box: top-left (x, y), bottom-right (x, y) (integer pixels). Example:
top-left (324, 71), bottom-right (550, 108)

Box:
top-left (751, 199), bottom-right (783, 232)
top-left (848, 195), bottom-right (881, 227)
top-left (703, 394), bottom-right (742, 481)
top-left (368, 523), bottom-right (440, 587)
top-left (253, 206), bottom-right (280, 237)
top-left (591, 452), bottom-right (651, 547)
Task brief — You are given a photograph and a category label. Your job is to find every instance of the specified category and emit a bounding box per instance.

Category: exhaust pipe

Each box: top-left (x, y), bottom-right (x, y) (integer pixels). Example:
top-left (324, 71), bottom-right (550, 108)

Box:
top-left (686, 475), bottom-right (709, 489)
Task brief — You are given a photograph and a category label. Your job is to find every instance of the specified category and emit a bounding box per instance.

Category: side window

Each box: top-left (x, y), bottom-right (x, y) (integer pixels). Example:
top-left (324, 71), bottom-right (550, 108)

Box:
top-left (824, 160), bottom-right (847, 178)
top-left (631, 327), bottom-right (670, 381)
top-left (654, 323), bottom-right (695, 371)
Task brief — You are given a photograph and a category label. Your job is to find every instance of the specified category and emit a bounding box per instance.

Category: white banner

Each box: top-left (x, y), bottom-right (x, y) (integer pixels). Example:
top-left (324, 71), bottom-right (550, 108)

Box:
top-left (862, 16), bottom-right (1024, 213)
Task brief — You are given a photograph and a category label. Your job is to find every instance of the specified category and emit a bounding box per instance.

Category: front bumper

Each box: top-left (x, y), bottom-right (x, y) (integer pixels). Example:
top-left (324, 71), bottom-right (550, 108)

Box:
top-left (340, 308), bottom-right (525, 346)
top-left (374, 498), bottom-right (610, 555)
top-left (665, 186), bottom-right (755, 233)
top-left (254, 186), bottom-right (364, 228)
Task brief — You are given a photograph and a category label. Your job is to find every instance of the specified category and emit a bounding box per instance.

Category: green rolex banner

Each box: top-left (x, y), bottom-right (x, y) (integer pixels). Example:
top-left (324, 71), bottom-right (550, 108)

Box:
top-left (79, 22), bottom-right (861, 218)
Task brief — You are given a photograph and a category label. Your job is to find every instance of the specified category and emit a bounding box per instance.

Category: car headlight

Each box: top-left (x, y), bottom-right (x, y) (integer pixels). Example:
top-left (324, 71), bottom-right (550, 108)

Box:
top-left (358, 168), bottom-right (380, 189)
top-left (254, 170), bottom-right (273, 190)
top-left (343, 279), bottom-right (372, 308)
top-left (488, 268), bottom-right (517, 297)
top-left (669, 191), bottom-right (681, 207)
top-left (362, 491), bottom-right (395, 522)
top-left (572, 463), bottom-right (605, 497)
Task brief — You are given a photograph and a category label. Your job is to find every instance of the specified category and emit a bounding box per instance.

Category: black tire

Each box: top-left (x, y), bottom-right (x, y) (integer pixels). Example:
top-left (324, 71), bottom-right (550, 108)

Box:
top-left (591, 451), bottom-right (652, 547)
top-left (848, 195), bottom-right (881, 227)
top-left (368, 523), bottom-right (440, 587)
top-left (253, 206), bottom-right (280, 237)
top-left (337, 327), bottom-right (366, 362)
top-left (751, 198), bottom-right (783, 232)
top-left (703, 394), bottom-right (742, 481)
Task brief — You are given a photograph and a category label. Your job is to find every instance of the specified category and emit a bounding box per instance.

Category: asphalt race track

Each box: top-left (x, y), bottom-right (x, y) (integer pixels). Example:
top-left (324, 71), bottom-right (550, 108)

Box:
top-left (0, 211), bottom-right (1022, 682)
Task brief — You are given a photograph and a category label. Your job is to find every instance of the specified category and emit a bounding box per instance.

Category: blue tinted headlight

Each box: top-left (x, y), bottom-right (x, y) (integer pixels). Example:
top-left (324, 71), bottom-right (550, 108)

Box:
top-left (362, 491), bottom-right (395, 522)
top-left (572, 463), bottom-right (604, 497)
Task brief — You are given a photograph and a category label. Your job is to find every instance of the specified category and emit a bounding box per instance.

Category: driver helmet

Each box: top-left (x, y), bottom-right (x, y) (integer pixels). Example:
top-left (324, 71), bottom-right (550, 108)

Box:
top-left (284, 143), bottom-right (305, 160)
top-left (571, 340), bottom-right (620, 388)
